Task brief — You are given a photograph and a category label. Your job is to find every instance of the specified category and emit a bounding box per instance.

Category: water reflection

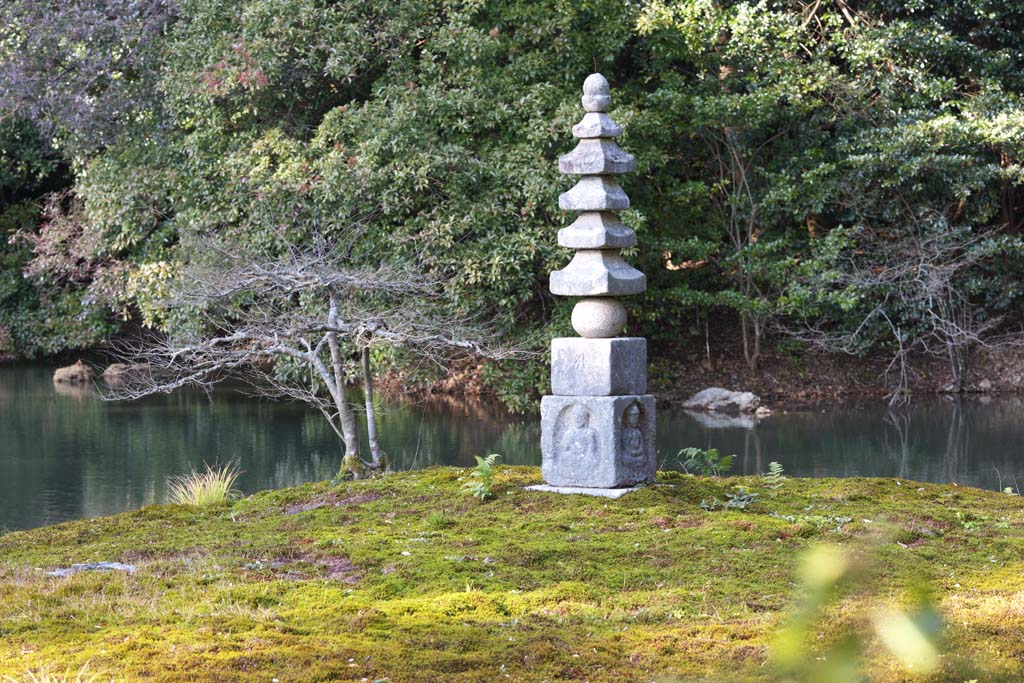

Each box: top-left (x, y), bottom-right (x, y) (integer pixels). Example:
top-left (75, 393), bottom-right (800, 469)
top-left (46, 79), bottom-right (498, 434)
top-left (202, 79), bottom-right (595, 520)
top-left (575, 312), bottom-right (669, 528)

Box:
top-left (668, 398), bottom-right (1024, 490)
top-left (0, 366), bottom-right (539, 531)
top-left (3, 365), bottom-right (1024, 531)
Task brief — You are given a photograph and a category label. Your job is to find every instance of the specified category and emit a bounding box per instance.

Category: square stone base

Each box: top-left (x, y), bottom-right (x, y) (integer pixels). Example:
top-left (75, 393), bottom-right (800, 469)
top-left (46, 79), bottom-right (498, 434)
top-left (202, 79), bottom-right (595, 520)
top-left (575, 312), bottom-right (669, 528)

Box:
top-left (525, 484), bottom-right (645, 499)
top-left (541, 394), bottom-right (656, 488)
top-left (551, 337), bottom-right (646, 396)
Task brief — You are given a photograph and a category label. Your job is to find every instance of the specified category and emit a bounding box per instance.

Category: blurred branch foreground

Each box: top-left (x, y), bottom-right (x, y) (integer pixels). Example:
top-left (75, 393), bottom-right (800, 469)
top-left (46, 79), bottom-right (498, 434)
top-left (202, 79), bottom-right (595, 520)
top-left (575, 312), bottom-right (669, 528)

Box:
top-left (107, 230), bottom-right (514, 477)
top-left (771, 544), bottom-right (944, 683)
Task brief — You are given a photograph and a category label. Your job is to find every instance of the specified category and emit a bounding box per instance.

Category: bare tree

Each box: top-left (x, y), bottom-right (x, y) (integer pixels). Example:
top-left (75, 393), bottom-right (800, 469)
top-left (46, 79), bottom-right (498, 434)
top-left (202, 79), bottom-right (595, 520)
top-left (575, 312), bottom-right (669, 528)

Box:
top-left (708, 127), bottom-right (765, 372)
top-left (107, 229), bottom-right (509, 477)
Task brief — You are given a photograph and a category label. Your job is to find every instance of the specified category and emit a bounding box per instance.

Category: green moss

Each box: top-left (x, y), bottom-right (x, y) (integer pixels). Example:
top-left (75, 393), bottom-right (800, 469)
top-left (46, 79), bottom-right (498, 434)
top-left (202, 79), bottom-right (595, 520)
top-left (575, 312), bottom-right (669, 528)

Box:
top-left (1, 468), bottom-right (1024, 681)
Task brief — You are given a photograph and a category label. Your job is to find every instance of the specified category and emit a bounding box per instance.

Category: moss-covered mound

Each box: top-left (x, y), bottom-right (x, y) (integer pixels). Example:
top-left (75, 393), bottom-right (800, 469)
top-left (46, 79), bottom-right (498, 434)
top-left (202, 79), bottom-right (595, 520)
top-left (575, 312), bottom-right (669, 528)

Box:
top-left (2, 468), bottom-right (1023, 682)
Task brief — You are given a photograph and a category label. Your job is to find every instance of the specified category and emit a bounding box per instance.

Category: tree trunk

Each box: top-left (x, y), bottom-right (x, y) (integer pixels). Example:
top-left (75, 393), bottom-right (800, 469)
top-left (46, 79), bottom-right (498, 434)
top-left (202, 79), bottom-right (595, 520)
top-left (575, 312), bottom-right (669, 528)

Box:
top-left (326, 289), bottom-right (362, 476)
top-left (751, 315), bottom-right (762, 373)
top-left (741, 312), bottom-right (760, 373)
top-left (327, 329), bottom-right (361, 477)
top-left (361, 344), bottom-right (384, 471)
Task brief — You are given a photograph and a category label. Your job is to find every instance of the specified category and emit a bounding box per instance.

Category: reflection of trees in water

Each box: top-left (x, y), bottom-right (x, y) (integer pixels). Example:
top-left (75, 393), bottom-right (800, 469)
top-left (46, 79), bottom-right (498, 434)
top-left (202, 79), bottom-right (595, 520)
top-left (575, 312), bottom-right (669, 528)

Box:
top-left (883, 411), bottom-right (912, 479)
top-left (668, 397), bottom-right (1024, 488)
top-left (374, 397), bottom-right (539, 470)
top-left (872, 399), bottom-right (986, 487)
top-left (876, 402), bottom-right (971, 484)
top-left (489, 422), bottom-right (541, 467)
top-left (739, 428), bottom-right (764, 475)
top-left (1, 368), bottom-right (343, 529)
top-left (942, 401), bottom-right (968, 484)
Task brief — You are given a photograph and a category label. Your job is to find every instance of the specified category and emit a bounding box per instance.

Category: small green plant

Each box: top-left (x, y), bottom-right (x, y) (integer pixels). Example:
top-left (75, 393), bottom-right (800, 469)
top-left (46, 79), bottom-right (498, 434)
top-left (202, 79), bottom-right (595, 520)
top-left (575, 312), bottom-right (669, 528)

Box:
top-left (955, 511), bottom-right (987, 532)
top-left (771, 511), bottom-right (852, 532)
top-left (166, 462), bottom-right (241, 506)
top-left (426, 511), bottom-right (452, 529)
top-left (678, 447), bottom-right (734, 477)
top-left (725, 486), bottom-right (759, 511)
top-left (462, 454), bottom-right (500, 501)
top-left (762, 461), bottom-right (786, 490)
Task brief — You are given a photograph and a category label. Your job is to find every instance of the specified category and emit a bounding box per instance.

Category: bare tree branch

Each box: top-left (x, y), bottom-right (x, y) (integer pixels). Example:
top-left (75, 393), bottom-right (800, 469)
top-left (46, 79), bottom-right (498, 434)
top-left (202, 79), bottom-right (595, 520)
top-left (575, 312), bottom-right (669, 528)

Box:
top-left (105, 226), bottom-right (521, 476)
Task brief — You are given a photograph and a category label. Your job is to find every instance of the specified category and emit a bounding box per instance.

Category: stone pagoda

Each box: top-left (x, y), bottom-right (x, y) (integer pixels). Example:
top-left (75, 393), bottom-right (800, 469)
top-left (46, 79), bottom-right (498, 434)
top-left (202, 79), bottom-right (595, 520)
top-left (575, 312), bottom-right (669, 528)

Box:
top-left (538, 73), bottom-right (656, 492)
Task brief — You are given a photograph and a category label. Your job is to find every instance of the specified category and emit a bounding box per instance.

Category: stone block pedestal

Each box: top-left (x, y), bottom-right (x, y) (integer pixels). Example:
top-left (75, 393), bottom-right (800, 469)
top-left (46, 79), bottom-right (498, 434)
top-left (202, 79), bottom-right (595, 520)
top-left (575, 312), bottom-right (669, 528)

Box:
top-left (540, 394), bottom-right (656, 488)
top-left (551, 337), bottom-right (646, 396)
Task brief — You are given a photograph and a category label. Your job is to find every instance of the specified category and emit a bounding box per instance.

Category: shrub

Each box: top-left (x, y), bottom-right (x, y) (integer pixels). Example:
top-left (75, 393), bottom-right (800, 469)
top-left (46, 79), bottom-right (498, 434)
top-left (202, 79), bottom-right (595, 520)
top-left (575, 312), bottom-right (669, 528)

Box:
top-left (166, 462), bottom-right (241, 506)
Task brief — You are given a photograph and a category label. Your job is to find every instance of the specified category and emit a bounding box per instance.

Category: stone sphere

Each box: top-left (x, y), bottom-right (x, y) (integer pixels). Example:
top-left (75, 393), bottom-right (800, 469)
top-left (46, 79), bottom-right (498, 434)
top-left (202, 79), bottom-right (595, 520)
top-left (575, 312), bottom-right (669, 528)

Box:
top-left (571, 297), bottom-right (627, 338)
top-left (583, 73), bottom-right (610, 96)
top-left (582, 73), bottom-right (611, 112)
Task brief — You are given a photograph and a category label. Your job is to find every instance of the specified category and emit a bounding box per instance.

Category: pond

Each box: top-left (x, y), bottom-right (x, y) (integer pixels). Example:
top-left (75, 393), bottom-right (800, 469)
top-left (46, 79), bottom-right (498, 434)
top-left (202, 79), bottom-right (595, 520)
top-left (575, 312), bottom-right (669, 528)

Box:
top-left (3, 364), bottom-right (1024, 531)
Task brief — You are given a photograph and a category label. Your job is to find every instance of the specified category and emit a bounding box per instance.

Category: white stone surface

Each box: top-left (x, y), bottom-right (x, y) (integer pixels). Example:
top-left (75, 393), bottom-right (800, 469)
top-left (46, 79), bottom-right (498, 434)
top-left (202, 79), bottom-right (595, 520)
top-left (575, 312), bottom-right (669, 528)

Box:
top-left (558, 176), bottom-right (630, 211)
top-left (558, 212), bottom-right (636, 249)
top-left (550, 250), bottom-right (646, 296)
top-left (570, 298), bottom-right (628, 338)
top-left (551, 336), bottom-right (646, 395)
top-left (572, 112), bottom-right (622, 139)
top-left (559, 139), bottom-right (636, 175)
top-left (525, 484), bottom-right (645, 499)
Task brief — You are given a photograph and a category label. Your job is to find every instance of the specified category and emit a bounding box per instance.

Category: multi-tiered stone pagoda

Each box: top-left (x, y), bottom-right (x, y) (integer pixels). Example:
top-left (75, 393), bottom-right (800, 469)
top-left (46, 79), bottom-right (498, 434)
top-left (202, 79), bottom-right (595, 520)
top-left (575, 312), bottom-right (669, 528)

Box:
top-left (538, 74), bottom-right (656, 492)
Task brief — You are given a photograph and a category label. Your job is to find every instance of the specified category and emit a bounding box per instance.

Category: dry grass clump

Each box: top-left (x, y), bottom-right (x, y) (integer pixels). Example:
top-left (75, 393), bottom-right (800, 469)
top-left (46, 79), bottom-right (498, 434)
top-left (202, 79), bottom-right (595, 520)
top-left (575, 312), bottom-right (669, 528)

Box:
top-left (166, 462), bottom-right (241, 506)
top-left (3, 664), bottom-right (114, 682)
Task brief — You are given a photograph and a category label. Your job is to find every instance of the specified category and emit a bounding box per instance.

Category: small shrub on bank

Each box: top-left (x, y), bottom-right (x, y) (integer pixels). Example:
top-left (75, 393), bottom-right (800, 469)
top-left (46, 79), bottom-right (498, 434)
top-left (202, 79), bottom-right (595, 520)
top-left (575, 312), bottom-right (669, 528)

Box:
top-left (166, 462), bottom-right (241, 506)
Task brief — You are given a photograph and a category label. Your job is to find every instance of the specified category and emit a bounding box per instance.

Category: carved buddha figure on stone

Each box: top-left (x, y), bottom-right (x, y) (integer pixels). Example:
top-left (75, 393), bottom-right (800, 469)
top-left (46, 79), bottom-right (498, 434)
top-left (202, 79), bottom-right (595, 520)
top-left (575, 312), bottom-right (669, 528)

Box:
top-left (562, 406), bottom-right (598, 463)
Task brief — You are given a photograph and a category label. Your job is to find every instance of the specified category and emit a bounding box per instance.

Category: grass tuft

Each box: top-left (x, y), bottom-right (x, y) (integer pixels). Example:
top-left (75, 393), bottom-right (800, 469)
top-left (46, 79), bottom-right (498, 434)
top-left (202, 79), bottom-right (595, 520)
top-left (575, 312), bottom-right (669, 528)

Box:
top-left (426, 511), bottom-right (452, 529)
top-left (166, 461), bottom-right (241, 506)
top-left (3, 664), bottom-right (113, 683)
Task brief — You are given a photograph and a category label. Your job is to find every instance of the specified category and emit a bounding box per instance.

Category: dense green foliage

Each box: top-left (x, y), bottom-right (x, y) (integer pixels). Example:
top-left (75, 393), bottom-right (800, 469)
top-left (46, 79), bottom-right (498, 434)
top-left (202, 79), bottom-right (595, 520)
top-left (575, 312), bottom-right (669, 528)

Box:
top-left (3, 0), bottom-right (1024, 399)
top-left (0, 119), bottom-right (113, 358)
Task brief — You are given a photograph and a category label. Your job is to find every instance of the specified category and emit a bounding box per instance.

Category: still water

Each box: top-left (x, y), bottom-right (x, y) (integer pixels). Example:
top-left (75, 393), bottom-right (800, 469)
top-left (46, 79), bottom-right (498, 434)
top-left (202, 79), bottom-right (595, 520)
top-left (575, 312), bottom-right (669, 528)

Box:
top-left (3, 365), bottom-right (1024, 531)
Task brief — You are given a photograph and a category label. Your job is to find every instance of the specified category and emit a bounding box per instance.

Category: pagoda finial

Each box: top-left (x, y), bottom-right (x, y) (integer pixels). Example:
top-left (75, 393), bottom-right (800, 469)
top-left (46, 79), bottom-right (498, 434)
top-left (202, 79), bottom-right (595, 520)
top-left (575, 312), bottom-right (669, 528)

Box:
top-left (582, 73), bottom-right (611, 112)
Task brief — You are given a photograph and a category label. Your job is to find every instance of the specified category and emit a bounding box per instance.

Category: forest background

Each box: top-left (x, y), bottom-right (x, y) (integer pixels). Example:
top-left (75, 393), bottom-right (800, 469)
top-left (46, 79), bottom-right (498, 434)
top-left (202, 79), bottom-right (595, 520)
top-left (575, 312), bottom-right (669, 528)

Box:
top-left (3, 0), bottom-right (1024, 410)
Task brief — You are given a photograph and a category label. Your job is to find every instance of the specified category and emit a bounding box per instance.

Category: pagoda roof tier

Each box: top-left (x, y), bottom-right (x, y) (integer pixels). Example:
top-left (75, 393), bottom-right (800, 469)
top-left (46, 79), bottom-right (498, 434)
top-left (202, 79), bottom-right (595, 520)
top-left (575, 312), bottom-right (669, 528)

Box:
top-left (558, 176), bottom-right (630, 211)
top-left (559, 138), bottom-right (636, 175)
top-left (557, 212), bottom-right (636, 249)
top-left (550, 250), bottom-right (646, 297)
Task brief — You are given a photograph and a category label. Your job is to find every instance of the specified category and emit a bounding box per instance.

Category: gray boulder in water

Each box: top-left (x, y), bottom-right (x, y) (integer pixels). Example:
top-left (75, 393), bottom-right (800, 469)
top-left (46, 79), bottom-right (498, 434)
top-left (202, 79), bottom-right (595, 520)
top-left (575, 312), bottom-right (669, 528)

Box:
top-left (682, 387), bottom-right (762, 414)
